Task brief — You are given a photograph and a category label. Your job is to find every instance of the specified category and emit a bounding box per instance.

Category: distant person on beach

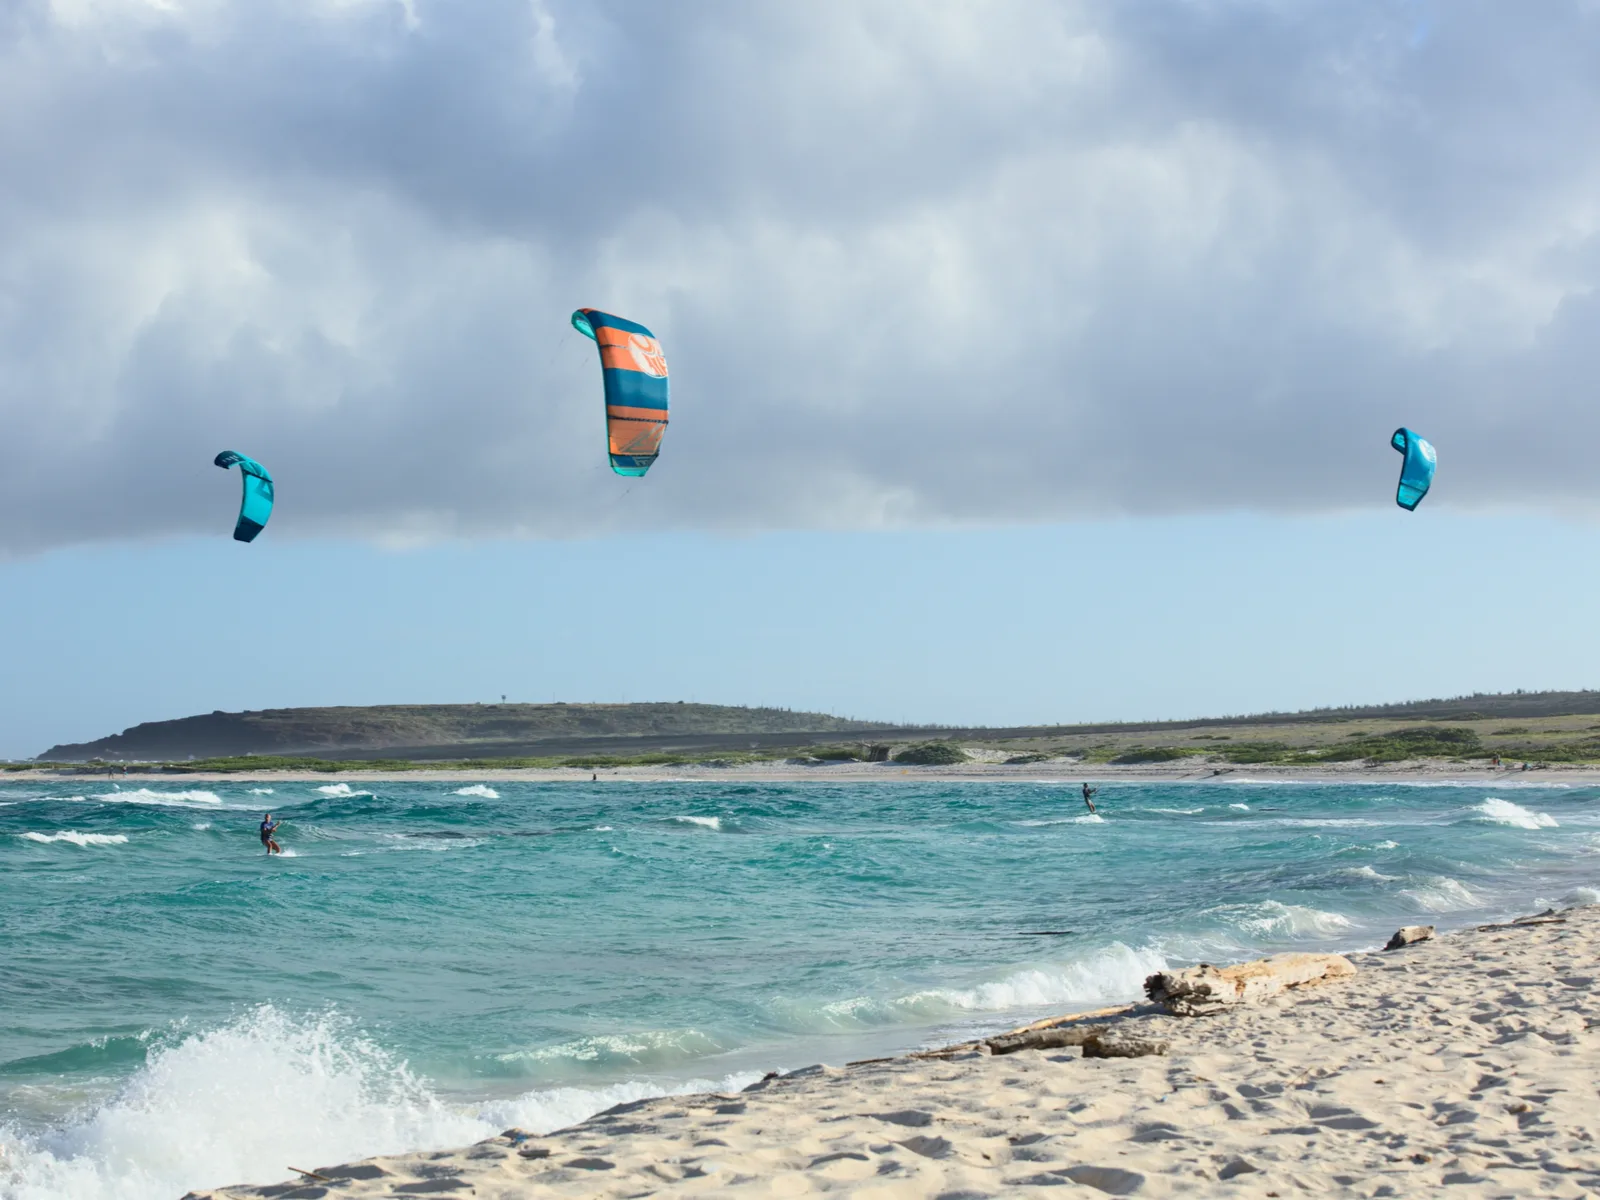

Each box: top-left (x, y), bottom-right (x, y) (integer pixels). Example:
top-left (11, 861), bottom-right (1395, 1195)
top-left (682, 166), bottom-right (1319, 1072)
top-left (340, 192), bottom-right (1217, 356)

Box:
top-left (1081, 783), bottom-right (1097, 814)
top-left (259, 814), bottom-right (281, 855)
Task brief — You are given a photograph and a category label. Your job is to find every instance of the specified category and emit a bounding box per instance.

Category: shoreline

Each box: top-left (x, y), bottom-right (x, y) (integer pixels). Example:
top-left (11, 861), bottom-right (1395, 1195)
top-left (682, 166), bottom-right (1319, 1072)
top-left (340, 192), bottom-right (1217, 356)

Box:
top-left (10, 762), bottom-right (1600, 785)
top-left (194, 903), bottom-right (1600, 1198)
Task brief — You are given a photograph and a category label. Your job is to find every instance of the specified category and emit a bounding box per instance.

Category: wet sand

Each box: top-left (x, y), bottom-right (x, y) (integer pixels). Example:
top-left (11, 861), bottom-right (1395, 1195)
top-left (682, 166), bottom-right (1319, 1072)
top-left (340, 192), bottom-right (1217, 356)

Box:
top-left (191, 905), bottom-right (1600, 1198)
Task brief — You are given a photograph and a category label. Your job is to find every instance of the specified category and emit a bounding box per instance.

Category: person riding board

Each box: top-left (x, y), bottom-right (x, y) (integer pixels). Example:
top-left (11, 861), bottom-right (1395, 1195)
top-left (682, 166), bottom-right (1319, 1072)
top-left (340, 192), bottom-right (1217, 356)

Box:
top-left (259, 813), bottom-right (282, 855)
top-left (1081, 783), bottom-right (1097, 814)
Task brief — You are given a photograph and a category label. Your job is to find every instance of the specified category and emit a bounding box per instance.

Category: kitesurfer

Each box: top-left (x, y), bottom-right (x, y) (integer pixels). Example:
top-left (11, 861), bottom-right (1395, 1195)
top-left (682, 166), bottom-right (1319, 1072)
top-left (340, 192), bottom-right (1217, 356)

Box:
top-left (1081, 783), bottom-right (1097, 814)
top-left (259, 813), bottom-right (281, 855)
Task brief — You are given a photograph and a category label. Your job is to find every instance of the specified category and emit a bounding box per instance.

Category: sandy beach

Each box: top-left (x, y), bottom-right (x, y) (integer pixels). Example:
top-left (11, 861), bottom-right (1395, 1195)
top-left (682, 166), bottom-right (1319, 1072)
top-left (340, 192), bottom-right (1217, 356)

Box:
top-left (14, 762), bottom-right (1600, 786)
top-left (188, 904), bottom-right (1600, 1199)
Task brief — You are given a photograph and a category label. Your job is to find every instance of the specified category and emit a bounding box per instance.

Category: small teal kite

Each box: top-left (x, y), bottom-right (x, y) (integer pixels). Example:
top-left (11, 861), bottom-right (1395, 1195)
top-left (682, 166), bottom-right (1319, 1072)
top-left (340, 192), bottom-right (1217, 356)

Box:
top-left (214, 451), bottom-right (274, 542)
top-left (1390, 428), bottom-right (1436, 511)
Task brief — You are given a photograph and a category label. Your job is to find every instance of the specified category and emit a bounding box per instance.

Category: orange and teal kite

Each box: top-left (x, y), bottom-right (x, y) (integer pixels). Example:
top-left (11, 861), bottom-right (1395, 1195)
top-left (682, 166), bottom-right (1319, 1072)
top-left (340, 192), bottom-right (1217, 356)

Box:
top-left (571, 308), bottom-right (669, 476)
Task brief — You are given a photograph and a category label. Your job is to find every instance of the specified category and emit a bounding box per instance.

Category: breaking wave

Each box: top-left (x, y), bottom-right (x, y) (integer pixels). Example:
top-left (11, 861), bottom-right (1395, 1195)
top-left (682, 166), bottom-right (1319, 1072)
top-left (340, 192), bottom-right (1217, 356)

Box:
top-left (19, 831), bottom-right (128, 847)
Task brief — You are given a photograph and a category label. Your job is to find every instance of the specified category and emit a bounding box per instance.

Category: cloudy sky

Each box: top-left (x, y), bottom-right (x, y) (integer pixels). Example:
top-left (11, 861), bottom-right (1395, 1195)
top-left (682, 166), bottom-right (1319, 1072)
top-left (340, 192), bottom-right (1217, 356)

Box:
top-left (4, 1), bottom-right (1600, 752)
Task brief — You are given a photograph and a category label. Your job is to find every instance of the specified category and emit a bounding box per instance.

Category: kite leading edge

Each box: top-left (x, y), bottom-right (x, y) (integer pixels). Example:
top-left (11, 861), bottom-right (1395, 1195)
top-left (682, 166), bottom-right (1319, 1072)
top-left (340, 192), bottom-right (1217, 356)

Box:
top-left (572, 308), bottom-right (669, 477)
top-left (213, 451), bottom-right (275, 542)
top-left (1390, 428), bottom-right (1436, 511)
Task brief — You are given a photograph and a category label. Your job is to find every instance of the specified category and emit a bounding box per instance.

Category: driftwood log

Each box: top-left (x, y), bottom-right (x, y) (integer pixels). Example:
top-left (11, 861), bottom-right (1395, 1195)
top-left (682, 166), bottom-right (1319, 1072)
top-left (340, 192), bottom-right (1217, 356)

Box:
top-left (1144, 953), bottom-right (1356, 1017)
top-left (1385, 925), bottom-right (1434, 950)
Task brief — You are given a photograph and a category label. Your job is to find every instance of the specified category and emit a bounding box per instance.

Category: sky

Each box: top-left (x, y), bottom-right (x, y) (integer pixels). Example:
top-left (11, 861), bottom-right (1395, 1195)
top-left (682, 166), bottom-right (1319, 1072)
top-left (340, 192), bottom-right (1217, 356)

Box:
top-left (4, 1), bottom-right (1600, 756)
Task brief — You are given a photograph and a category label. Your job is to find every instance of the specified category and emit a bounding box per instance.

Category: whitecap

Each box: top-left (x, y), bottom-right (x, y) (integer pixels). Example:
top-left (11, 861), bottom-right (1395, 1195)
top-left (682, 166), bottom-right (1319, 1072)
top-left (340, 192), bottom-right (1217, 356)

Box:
top-left (1228, 802), bottom-right (1250, 811)
top-left (1147, 807), bottom-right (1205, 815)
top-left (89, 788), bottom-right (222, 808)
top-left (668, 815), bottom-right (721, 831)
top-left (1338, 865), bottom-right (1397, 882)
top-left (191, 822), bottom-right (212, 832)
top-left (791, 943), bottom-right (1167, 1030)
top-left (249, 788), bottom-right (274, 796)
top-left (1472, 797), bottom-right (1558, 830)
top-left (1216, 900), bottom-right (1354, 938)
top-left (452, 785), bottom-right (499, 799)
top-left (20, 831), bottom-right (128, 847)
top-left (315, 783), bottom-right (366, 797)
top-left (1398, 876), bottom-right (1478, 912)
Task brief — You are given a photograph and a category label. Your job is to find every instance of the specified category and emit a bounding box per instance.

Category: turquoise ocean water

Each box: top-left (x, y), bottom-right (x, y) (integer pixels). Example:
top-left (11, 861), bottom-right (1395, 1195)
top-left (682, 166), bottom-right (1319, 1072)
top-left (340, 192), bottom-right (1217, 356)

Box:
top-left (2, 776), bottom-right (1597, 1199)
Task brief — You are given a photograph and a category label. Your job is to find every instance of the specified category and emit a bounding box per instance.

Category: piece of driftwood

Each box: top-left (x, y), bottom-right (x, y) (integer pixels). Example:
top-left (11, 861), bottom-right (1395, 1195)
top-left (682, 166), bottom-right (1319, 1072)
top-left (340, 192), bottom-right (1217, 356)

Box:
top-left (1144, 953), bottom-right (1356, 1016)
top-left (987, 1025), bottom-right (1108, 1056)
top-left (1081, 1033), bottom-right (1168, 1059)
top-left (1385, 925), bottom-right (1434, 950)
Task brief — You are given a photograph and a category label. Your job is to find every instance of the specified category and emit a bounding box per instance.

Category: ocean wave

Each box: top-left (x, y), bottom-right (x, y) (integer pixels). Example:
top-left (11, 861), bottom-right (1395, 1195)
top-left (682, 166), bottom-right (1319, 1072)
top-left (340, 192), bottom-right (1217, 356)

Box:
top-left (19, 831), bottom-right (128, 847)
top-left (1146, 807), bottom-right (1204, 815)
top-left (1212, 900), bottom-right (1354, 938)
top-left (452, 785), bottom-right (500, 799)
top-left (249, 788), bottom-right (274, 796)
top-left (776, 943), bottom-right (1166, 1032)
top-left (315, 783), bottom-right (372, 798)
top-left (1398, 875), bottom-right (1478, 912)
top-left (88, 789), bottom-right (222, 808)
top-left (0, 1006), bottom-right (487, 1200)
top-left (667, 815), bottom-right (722, 831)
top-left (1338, 865), bottom-right (1397, 882)
top-left (1559, 886), bottom-right (1600, 906)
top-left (191, 822), bottom-right (211, 831)
top-left (1228, 802), bottom-right (1250, 811)
top-left (1014, 813), bottom-right (1105, 826)
top-left (1471, 798), bottom-right (1558, 830)
top-left (496, 1028), bottom-right (724, 1070)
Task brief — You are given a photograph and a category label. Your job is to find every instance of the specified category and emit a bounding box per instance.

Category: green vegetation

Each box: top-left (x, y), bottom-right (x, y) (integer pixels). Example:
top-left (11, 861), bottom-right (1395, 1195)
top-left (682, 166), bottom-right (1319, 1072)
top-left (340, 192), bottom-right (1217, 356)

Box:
top-left (1004, 753), bottom-right (1051, 765)
top-left (1108, 746), bottom-right (1205, 765)
top-left (893, 741), bottom-right (970, 766)
top-left (1217, 741), bottom-right (1294, 764)
top-left (1308, 726), bottom-right (1483, 763)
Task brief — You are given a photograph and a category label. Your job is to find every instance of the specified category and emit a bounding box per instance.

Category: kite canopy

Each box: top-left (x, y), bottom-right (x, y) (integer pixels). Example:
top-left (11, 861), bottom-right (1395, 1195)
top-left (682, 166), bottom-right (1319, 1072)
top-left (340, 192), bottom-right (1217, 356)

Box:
top-left (1390, 428), bottom-right (1436, 511)
top-left (572, 308), bottom-right (669, 476)
top-left (213, 451), bottom-right (274, 542)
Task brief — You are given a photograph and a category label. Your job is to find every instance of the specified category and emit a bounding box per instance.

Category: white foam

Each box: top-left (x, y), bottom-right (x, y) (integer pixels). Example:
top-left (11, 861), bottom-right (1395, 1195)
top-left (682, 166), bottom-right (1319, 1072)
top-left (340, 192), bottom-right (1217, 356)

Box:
top-left (1372, 840), bottom-right (1400, 850)
top-left (1013, 813), bottom-right (1106, 826)
top-left (1473, 798), bottom-right (1558, 830)
top-left (1560, 886), bottom-right (1600, 906)
top-left (1225, 900), bottom-right (1354, 938)
top-left (452, 785), bottom-right (500, 799)
top-left (0, 1007), bottom-right (487, 1200)
top-left (1228, 802), bottom-right (1250, 811)
top-left (19, 831), bottom-right (128, 847)
top-left (1339, 865), bottom-right (1397, 882)
top-left (668, 815), bottom-right (721, 830)
top-left (315, 783), bottom-right (363, 797)
top-left (89, 789), bottom-right (222, 809)
top-left (592, 825), bottom-right (614, 832)
top-left (249, 788), bottom-right (274, 796)
top-left (799, 944), bottom-right (1167, 1030)
top-left (1147, 807), bottom-right (1204, 815)
top-left (191, 823), bottom-right (211, 832)
top-left (1399, 875), bottom-right (1478, 912)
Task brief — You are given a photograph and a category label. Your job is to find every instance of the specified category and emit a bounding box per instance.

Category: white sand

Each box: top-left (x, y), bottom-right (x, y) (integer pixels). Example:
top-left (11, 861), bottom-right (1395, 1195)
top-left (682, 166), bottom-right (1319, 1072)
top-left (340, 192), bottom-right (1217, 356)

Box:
top-left (19, 762), bottom-right (1600, 785)
top-left (193, 906), bottom-right (1600, 1198)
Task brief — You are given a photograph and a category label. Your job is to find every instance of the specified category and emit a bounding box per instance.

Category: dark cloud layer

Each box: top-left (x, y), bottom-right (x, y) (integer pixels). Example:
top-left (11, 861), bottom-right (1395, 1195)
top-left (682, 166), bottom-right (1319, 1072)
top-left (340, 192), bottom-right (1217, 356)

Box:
top-left (4, 0), bottom-right (1599, 552)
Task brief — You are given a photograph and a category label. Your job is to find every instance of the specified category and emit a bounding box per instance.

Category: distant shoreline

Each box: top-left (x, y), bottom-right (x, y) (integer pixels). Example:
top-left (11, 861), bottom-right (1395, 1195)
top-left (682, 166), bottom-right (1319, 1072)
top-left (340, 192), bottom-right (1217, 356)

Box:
top-left (10, 761), bottom-right (1599, 784)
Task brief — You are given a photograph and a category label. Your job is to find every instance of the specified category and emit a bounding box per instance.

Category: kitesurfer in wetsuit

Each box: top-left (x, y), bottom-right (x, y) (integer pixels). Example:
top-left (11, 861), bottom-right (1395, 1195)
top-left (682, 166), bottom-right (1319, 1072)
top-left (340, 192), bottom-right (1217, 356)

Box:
top-left (1081, 783), bottom-right (1097, 814)
top-left (259, 814), bottom-right (281, 855)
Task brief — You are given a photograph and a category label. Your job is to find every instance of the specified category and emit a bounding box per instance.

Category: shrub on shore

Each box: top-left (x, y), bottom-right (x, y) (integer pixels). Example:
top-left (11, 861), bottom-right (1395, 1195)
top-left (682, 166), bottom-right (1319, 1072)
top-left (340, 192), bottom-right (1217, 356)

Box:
top-left (893, 741), bottom-right (970, 765)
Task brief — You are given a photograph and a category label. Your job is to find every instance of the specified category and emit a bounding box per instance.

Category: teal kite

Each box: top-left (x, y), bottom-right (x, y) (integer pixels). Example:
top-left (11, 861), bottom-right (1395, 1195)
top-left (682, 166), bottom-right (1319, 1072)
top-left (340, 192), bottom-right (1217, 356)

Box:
top-left (214, 451), bottom-right (274, 542)
top-left (1390, 428), bottom-right (1436, 511)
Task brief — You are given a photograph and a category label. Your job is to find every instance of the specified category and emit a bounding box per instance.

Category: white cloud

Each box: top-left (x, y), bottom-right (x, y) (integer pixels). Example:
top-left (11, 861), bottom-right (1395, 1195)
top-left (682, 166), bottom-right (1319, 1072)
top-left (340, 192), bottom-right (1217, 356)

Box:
top-left (4, 0), bottom-right (1600, 553)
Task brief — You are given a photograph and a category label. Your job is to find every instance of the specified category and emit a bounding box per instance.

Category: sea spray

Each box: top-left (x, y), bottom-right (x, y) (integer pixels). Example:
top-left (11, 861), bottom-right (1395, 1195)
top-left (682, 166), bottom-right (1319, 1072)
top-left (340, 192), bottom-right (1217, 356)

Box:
top-left (0, 1007), bottom-right (487, 1200)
